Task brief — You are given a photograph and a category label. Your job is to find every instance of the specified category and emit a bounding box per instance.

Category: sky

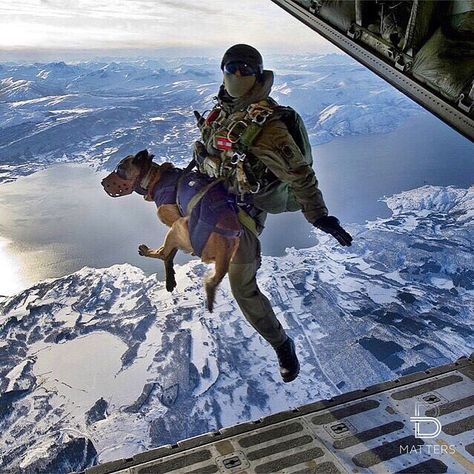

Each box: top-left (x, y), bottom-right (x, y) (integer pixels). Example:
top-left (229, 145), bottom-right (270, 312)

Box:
top-left (0, 0), bottom-right (339, 59)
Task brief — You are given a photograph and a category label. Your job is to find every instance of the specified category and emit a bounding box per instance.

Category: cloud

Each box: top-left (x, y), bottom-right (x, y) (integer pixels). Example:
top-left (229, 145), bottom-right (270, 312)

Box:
top-left (0, 0), bottom-right (336, 54)
top-left (156, 0), bottom-right (220, 15)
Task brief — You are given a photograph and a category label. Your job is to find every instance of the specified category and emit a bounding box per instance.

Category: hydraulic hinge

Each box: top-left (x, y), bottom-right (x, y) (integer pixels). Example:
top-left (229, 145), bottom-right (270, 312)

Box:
top-left (347, 23), bottom-right (361, 40)
top-left (458, 80), bottom-right (474, 114)
top-left (309, 0), bottom-right (322, 14)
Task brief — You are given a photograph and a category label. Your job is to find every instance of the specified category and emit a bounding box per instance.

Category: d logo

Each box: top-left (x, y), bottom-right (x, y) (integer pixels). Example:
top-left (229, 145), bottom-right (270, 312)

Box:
top-left (410, 403), bottom-right (442, 439)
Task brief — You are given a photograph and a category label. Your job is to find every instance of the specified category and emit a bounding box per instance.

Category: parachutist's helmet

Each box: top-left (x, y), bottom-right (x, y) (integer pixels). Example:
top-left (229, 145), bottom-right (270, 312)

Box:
top-left (220, 44), bottom-right (264, 82)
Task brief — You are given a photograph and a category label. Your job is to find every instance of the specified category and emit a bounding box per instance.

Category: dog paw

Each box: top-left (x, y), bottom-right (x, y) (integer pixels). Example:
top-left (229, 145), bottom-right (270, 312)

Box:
top-left (138, 244), bottom-right (149, 256)
top-left (166, 278), bottom-right (177, 293)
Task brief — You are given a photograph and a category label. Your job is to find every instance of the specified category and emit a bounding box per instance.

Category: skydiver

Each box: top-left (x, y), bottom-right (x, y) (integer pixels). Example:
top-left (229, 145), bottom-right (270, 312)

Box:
top-left (193, 44), bottom-right (353, 382)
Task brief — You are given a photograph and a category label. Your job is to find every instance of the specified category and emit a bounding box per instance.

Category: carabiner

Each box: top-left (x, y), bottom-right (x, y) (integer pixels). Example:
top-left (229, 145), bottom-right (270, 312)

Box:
top-left (249, 182), bottom-right (261, 194)
top-left (231, 152), bottom-right (246, 165)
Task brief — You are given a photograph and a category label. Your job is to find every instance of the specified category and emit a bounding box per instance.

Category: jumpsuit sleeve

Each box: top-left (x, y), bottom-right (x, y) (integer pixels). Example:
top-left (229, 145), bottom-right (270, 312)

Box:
top-left (251, 119), bottom-right (328, 224)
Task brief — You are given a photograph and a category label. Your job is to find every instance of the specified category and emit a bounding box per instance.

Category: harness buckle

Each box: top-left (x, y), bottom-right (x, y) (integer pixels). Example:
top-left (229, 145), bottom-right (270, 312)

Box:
top-left (246, 103), bottom-right (273, 125)
top-left (227, 120), bottom-right (248, 143)
top-left (249, 182), bottom-right (261, 194)
top-left (252, 109), bottom-right (272, 125)
top-left (231, 152), bottom-right (246, 165)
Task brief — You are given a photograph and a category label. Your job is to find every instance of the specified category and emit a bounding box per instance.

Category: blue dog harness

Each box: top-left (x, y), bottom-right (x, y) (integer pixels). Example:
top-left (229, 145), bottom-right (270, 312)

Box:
top-left (152, 169), bottom-right (241, 257)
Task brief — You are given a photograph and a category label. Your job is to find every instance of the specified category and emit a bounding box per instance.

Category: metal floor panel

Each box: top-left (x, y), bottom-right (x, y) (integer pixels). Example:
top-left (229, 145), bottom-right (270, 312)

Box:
top-left (83, 353), bottom-right (474, 474)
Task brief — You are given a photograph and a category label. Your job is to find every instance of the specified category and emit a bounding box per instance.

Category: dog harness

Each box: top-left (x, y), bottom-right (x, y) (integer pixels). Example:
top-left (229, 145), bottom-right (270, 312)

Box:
top-left (152, 169), bottom-right (241, 257)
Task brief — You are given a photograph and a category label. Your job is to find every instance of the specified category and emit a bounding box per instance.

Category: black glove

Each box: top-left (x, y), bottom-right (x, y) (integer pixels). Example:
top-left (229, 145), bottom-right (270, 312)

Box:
top-left (314, 216), bottom-right (353, 246)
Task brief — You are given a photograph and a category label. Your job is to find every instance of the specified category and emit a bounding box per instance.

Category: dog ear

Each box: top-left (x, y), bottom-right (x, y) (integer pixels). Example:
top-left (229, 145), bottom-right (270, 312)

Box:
top-left (159, 162), bottom-right (175, 172)
top-left (133, 149), bottom-right (151, 164)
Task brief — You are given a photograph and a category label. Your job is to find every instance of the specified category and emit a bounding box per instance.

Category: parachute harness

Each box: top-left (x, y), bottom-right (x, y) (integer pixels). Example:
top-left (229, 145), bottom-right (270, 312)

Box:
top-left (217, 100), bottom-right (275, 197)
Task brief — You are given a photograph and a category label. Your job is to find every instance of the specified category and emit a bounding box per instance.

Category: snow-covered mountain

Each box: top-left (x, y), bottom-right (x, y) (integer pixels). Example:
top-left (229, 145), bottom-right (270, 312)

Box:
top-left (1, 184), bottom-right (472, 473)
top-left (0, 54), bottom-right (422, 183)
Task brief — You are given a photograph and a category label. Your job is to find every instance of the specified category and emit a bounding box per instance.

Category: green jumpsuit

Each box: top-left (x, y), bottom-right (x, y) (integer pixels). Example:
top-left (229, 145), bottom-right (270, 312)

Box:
top-left (197, 70), bottom-right (328, 348)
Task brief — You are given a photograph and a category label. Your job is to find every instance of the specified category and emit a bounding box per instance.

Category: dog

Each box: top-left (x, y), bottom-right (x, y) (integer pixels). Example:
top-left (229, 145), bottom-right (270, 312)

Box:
top-left (101, 149), bottom-right (241, 312)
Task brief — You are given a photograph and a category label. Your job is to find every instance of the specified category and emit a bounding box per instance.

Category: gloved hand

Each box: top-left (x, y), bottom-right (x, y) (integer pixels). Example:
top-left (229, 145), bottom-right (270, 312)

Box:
top-left (193, 141), bottom-right (221, 178)
top-left (314, 216), bottom-right (353, 246)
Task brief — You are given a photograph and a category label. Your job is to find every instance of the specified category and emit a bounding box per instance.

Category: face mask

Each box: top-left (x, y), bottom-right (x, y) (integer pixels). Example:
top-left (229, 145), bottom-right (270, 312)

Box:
top-left (223, 72), bottom-right (256, 98)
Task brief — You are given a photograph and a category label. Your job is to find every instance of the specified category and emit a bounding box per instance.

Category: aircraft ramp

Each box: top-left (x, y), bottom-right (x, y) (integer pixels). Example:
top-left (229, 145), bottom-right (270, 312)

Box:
top-left (83, 353), bottom-right (474, 474)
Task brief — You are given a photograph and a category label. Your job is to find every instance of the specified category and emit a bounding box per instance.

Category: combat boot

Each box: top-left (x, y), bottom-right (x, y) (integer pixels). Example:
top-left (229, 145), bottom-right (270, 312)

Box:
top-left (275, 337), bottom-right (300, 382)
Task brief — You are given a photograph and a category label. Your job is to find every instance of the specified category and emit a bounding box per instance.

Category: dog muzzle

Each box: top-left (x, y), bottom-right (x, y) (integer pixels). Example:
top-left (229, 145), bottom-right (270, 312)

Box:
top-left (101, 171), bottom-right (135, 197)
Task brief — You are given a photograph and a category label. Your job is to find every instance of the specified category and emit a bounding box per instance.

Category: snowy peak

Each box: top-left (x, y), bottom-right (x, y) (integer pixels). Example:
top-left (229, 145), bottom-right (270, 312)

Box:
top-left (384, 185), bottom-right (474, 218)
top-left (0, 55), bottom-right (423, 183)
top-left (0, 77), bottom-right (54, 101)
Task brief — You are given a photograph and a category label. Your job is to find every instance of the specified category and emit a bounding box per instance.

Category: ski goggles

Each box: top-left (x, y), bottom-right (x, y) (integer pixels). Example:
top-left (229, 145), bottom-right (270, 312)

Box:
top-left (223, 61), bottom-right (259, 77)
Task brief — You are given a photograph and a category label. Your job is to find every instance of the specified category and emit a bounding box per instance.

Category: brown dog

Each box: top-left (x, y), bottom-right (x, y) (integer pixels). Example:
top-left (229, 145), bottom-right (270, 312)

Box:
top-left (101, 150), bottom-right (241, 312)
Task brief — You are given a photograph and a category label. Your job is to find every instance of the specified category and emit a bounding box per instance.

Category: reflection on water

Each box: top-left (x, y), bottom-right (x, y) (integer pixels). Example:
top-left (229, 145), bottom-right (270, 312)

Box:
top-left (0, 164), bottom-right (193, 294)
top-left (0, 237), bottom-right (24, 295)
top-left (0, 113), bottom-right (472, 295)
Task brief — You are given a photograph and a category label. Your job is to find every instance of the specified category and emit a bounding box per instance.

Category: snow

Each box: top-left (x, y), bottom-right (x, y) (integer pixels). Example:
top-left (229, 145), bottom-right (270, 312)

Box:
top-left (181, 319), bottom-right (219, 397)
top-left (0, 55), bottom-right (421, 184)
top-left (384, 185), bottom-right (469, 214)
top-left (365, 283), bottom-right (399, 305)
top-left (6, 359), bottom-right (31, 391)
top-left (32, 332), bottom-right (130, 413)
top-left (19, 438), bottom-right (56, 469)
top-left (431, 276), bottom-right (454, 290)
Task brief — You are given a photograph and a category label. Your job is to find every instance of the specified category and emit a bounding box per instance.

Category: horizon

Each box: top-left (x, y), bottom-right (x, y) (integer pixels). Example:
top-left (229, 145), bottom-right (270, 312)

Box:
top-left (0, 49), bottom-right (346, 64)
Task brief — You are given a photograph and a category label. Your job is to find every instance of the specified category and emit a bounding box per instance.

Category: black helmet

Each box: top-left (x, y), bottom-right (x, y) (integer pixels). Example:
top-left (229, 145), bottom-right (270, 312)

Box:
top-left (220, 44), bottom-right (264, 80)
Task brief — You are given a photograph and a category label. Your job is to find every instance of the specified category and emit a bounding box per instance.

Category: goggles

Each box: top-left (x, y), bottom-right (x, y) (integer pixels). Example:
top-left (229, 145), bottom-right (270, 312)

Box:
top-left (223, 61), bottom-right (258, 77)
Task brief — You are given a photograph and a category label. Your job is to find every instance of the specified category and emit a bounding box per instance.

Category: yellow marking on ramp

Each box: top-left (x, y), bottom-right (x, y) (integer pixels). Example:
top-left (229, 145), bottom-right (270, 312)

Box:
top-left (436, 438), bottom-right (474, 472)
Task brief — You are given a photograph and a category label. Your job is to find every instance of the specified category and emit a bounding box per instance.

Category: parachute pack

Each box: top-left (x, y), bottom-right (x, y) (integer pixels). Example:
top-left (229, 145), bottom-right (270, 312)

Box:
top-left (237, 102), bottom-right (314, 214)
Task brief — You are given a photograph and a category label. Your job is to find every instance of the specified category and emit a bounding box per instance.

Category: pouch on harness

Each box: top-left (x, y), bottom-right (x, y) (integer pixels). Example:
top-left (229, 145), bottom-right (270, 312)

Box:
top-left (252, 105), bottom-right (313, 214)
top-left (222, 102), bottom-right (313, 214)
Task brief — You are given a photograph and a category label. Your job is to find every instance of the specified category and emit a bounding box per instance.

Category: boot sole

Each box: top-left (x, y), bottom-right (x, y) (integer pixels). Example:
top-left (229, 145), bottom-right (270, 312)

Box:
top-left (282, 363), bottom-right (300, 383)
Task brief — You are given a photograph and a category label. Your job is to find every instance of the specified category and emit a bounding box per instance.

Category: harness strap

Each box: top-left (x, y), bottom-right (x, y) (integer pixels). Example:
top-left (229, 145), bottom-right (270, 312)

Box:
top-left (237, 209), bottom-right (258, 237)
top-left (224, 100), bottom-right (278, 196)
top-left (143, 164), bottom-right (166, 201)
top-left (183, 158), bottom-right (196, 174)
top-left (185, 177), bottom-right (224, 216)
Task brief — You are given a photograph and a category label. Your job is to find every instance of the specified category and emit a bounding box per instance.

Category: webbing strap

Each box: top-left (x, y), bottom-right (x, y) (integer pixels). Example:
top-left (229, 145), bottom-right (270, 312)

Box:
top-left (237, 209), bottom-right (258, 237)
top-left (238, 122), bottom-right (264, 149)
top-left (186, 178), bottom-right (224, 216)
top-left (183, 158), bottom-right (196, 173)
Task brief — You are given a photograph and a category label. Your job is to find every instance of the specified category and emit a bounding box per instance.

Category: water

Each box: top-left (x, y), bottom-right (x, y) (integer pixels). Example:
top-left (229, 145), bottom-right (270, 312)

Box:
top-left (261, 113), bottom-right (473, 255)
top-left (0, 113), bottom-right (472, 295)
top-left (0, 164), bottom-right (192, 293)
